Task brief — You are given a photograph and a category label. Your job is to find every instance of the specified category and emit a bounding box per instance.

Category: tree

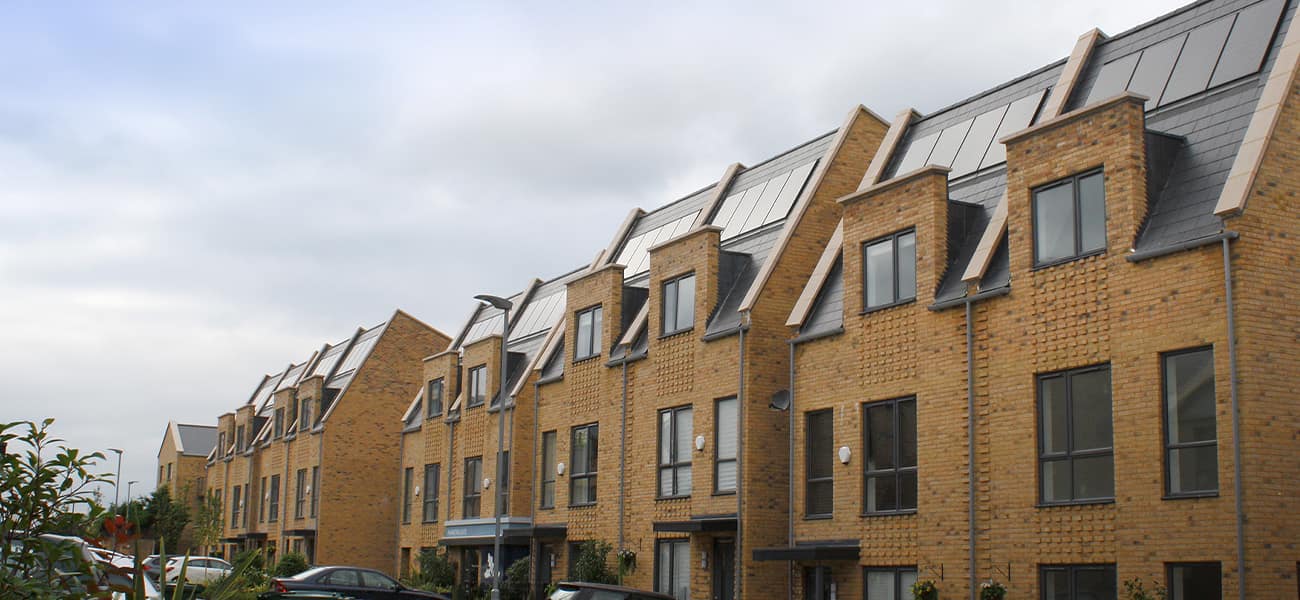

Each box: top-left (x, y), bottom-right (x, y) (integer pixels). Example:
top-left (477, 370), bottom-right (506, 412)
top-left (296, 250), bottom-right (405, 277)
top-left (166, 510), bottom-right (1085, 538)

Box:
top-left (139, 485), bottom-right (189, 551)
top-left (191, 492), bottom-right (223, 554)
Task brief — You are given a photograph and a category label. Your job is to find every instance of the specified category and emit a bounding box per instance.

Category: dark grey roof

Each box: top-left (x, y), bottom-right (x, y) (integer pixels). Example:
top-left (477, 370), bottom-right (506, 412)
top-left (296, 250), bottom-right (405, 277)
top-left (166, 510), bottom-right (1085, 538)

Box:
top-left (703, 251), bottom-right (758, 339)
top-left (176, 424), bottom-right (218, 457)
top-left (539, 339), bottom-right (565, 382)
top-left (798, 256), bottom-right (844, 341)
top-left (933, 171), bottom-right (1010, 305)
top-left (326, 322), bottom-right (386, 390)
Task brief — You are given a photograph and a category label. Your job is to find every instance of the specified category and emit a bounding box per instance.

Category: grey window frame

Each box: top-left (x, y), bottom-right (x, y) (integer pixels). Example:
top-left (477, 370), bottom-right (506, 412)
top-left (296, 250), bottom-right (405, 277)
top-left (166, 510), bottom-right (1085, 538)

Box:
top-left (1037, 364), bottom-right (1114, 505)
top-left (401, 467), bottom-right (414, 524)
top-left (230, 484), bottom-right (241, 527)
top-left (714, 397), bottom-right (738, 494)
top-left (654, 538), bottom-right (690, 600)
top-left (1038, 564), bottom-right (1117, 600)
top-left (1162, 346), bottom-right (1218, 498)
top-left (574, 305), bottom-right (603, 361)
top-left (259, 477), bottom-right (268, 523)
top-left (467, 365), bottom-right (487, 408)
top-left (309, 466), bottom-right (319, 517)
top-left (661, 273), bottom-right (696, 336)
top-left (426, 378), bottom-right (444, 419)
top-left (570, 423), bottom-right (599, 507)
top-left (267, 474), bottom-right (280, 523)
top-left (236, 425), bottom-right (245, 452)
top-left (862, 396), bottom-right (918, 515)
top-left (805, 409), bottom-right (834, 518)
top-left (1165, 562), bottom-right (1221, 600)
top-left (273, 408), bottom-right (284, 438)
top-left (496, 450), bottom-right (510, 517)
top-left (299, 398), bottom-right (312, 432)
top-left (422, 463), bottom-right (440, 523)
top-left (1032, 169), bottom-right (1106, 267)
top-left (863, 566), bottom-right (919, 600)
top-left (463, 456), bottom-right (482, 518)
top-left (540, 430), bottom-right (557, 509)
top-left (861, 229), bottom-right (917, 312)
top-left (657, 405), bottom-right (693, 499)
top-left (294, 468), bottom-right (307, 519)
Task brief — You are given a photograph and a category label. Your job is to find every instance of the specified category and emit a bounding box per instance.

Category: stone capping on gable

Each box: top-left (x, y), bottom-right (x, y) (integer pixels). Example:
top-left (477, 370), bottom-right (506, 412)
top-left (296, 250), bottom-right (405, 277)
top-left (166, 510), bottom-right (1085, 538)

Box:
top-left (859, 108), bottom-right (919, 190)
top-left (596, 208), bottom-right (646, 270)
top-left (838, 164), bottom-right (953, 206)
top-left (786, 219), bottom-right (844, 328)
top-left (738, 104), bottom-right (887, 313)
top-left (532, 316), bottom-right (567, 375)
top-left (1215, 5), bottom-right (1300, 216)
top-left (962, 27), bottom-right (1106, 284)
top-left (400, 386), bottom-right (424, 424)
top-left (691, 163), bottom-right (745, 228)
top-left (617, 304), bottom-right (649, 349)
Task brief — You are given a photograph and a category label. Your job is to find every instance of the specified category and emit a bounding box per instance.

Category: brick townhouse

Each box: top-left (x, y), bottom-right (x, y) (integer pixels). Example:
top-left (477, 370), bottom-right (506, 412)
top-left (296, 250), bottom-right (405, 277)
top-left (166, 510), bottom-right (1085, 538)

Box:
top-left (156, 421), bottom-right (217, 553)
top-left (201, 310), bottom-right (447, 571)
top-left (776, 0), bottom-right (1300, 599)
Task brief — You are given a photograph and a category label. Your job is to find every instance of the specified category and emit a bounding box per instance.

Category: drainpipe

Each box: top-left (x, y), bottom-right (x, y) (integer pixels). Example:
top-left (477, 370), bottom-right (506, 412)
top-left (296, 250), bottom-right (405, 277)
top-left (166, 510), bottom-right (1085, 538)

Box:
top-left (316, 424), bottom-right (325, 562)
top-left (447, 419), bottom-right (456, 523)
top-left (531, 381), bottom-right (541, 595)
top-left (619, 357), bottom-right (629, 584)
top-left (787, 339), bottom-right (797, 600)
top-left (735, 312), bottom-right (749, 600)
top-left (1222, 236), bottom-right (1245, 600)
top-left (965, 299), bottom-right (976, 600)
top-left (396, 430), bottom-right (406, 575)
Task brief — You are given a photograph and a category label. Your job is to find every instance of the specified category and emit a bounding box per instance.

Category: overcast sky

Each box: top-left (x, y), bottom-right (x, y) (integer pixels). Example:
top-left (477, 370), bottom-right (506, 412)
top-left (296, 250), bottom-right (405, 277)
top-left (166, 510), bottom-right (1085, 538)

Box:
top-left (0, 1), bottom-right (1188, 503)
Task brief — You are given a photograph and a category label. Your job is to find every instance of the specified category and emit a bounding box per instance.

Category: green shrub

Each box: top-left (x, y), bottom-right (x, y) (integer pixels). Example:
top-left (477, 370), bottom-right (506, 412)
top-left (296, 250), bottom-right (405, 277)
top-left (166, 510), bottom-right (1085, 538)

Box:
top-left (502, 556), bottom-right (529, 600)
top-left (572, 541), bottom-right (617, 585)
top-left (271, 552), bottom-right (309, 577)
top-left (403, 547), bottom-right (455, 591)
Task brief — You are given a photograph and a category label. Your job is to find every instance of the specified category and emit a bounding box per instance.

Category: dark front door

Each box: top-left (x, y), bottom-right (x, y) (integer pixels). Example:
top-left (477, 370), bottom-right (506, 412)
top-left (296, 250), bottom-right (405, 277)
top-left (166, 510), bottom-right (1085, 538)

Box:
top-left (536, 544), bottom-right (555, 597)
top-left (803, 567), bottom-right (832, 600)
top-left (712, 539), bottom-right (735, 600)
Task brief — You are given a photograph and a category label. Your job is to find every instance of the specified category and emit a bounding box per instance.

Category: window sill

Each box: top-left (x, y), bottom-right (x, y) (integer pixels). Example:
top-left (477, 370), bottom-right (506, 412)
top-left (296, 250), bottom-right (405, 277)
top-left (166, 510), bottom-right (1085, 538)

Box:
top-left (859, 297), bottom-right (916, 315)
top-left (1163, 491), bottom-right (1219, 501)
top-left (658, 327), bottom-right (694, 340)
top-left (860, 509), bottom-right (917, 518)
top-left (465, 402), bottom-right (485, 411)
top-left (572, 354), bottom-right (602, 365)
top-left (538, 506), bottom-right (555, 511)
top-left (712, 490), bottom-right (737, 497)
top-left (569, 502), bottom-right (598, 509)
top-left (1036, 498), bottom-right (1115, 508)
top-left (656, 494), bottom-right (691, 502)
top-left (803, 514), bottom-right (832, 521)
top-left (1032, 248), bottom-right (1106, 271)
top-left (422, 519), bottom-right (439, 524)
top-left (425, 414), bottom-right (443, 421)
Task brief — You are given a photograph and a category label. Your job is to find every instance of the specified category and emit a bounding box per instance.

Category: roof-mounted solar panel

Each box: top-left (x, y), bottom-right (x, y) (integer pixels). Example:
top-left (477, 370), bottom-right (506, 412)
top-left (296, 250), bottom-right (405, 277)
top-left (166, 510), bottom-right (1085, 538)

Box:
top-left (763, 160), bottom-right (816, 224)
top-left (334, 333), bottom-right (379, 376)
top-left (740, 170), bottom-right (792, 233)
top-left (310, 345), bottom-right (346, 379)
top-left (509, 290), bottom-right (566, 341)
top-left (1209, 0), bottom-right (1286, 87)
top-left (712, 160), bottom-right (817, 241)
top-left (462, 312), bottom-right (505, 346)
top-left (276, 363), bottom-right (308, 392)
top-left (949, 104), bottom-right (1009, 177)
top-left (980, 90), bottom-right (1046, 170)
top-left (615, 211), bottom-right (701, 277)
top-left (1127, 34), bottom-right (1185, 111)
top-left (925, 117), bottom-right (974, 169)
top-left (1087, 53), bottom-right (1141, 105)
top-left (893, 131), bottom-right (939, 176)
top-left (1161, 16), bottom-right (1233, 105)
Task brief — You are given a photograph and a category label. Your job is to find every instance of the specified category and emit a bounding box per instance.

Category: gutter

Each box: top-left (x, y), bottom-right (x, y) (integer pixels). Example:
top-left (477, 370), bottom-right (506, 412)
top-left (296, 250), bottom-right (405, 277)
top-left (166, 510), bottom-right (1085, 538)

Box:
top-left (1126, 231), bottom-right (1238, 262)
top-left (1222, 235), bottom-right (1246, 600)
top-left (928, 285), bottom-right (1011, 312)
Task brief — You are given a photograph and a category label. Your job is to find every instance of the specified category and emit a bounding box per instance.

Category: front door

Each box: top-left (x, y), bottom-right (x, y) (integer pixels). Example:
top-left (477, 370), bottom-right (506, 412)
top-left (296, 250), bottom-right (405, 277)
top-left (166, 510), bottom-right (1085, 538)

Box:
top-left (536, 544), bottom-right (555, 597)
top-left (712, 539), bottom-right (735, 600)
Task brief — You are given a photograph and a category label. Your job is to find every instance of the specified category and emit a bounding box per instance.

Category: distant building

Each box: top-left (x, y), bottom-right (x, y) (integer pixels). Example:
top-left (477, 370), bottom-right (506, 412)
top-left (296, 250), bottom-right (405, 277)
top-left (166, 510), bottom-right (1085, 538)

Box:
top-left (156, 421), bottom-right (217, 553)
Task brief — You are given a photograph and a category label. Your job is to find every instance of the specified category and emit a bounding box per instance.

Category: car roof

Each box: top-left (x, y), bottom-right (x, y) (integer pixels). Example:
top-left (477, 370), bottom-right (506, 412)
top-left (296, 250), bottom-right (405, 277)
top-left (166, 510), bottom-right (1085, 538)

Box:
top-left (555, 581), bottom-right (676, 599)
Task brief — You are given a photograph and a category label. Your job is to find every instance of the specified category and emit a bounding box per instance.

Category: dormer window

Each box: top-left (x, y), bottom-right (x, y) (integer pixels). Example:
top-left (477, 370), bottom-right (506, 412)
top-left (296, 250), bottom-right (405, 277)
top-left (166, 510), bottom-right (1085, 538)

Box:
top-left (273, 408), bottom-right (284, 438)
top-left (1033, 170), bottom-right (1106, 266)
top-left (862, 229), bottom-right (916, 311)
top-left (661, 273), bottom-right (696, 336)
top-left (299, 399), bottom-right (312, 432)
top-left (574, 305), bottom-right (603, 361)
top-left (467, 365), bottom-right (487, 408)
top-left (426, 378), bottom-right (444, 419)
top-left (236, 425), bottom-right (245, 452)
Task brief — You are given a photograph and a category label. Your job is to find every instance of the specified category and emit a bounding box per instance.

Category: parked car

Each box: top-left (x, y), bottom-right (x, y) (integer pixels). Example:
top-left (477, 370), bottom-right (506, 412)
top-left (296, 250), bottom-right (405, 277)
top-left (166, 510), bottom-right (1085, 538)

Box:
top-left (89, 547), bottom-right (136, 570)
top-left (268, 566), bottom-right (449, 600)
top-left (103, 562), bottom-right (163, 600)
top-left (548, 582), bottom-right (675, 600)
top-left (140, 554), bottom-right (164, 579)
top-left (164, 555), bottom-right (233, 584)
top-left (258, 591), bottom-right (360, 600)
top-left (4, 533), bottom-right (108, 596)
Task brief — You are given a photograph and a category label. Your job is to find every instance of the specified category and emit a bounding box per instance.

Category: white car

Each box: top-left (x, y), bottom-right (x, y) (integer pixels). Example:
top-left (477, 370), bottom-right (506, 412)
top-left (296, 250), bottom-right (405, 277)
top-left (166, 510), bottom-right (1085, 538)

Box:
top-left (164, 555), bottom-right (233, 584)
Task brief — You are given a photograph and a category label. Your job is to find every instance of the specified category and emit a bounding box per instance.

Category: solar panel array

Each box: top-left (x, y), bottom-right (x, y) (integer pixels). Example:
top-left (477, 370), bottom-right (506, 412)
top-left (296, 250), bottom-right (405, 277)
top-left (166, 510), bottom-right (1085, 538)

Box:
top-left (462, 312), bottom-right (505, 346)
top-left (248, 373), bottom-right (282, 408)
top-left (893, 89), bottom-right (1047, 179)
top-left (614, 211), bottom-right (701, 276)
top-left (333, 329), bottom-right (381, 378)
top-left (309, 344), bottom-right (346, 379)
top-left (509, 290), bottom-right (567, 341)
top-left (710, 160), bottom-right (818, 241)
top-left (1086, 0), bottom-right (1285, 110)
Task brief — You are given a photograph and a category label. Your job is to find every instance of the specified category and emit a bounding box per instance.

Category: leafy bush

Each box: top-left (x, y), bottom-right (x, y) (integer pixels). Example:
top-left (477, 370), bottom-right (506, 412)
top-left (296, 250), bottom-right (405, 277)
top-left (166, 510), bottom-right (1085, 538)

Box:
top-left (272, 552), bottom-right (310, 577)
top-left (572, 541), bottom-right (617, 585)
top-left (404, 548), bottom-right (455, 591)
top-left (502, 556), bottom-right (529, 600)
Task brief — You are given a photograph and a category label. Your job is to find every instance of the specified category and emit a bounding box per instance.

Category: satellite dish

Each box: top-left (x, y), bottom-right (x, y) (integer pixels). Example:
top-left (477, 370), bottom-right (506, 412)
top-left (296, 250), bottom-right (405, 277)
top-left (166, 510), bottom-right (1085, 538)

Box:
top-left (769, 390), bottom-right (790, 411)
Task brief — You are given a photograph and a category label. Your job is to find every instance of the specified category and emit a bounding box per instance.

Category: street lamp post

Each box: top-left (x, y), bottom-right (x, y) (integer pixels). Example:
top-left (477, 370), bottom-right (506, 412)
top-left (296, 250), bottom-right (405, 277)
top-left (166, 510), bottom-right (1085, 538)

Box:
top-left (108, 448), bottom-right (124, 510)
top-left (474, 293), bottom-right (513, 600)
top-left (125, 480), bottom-right (139, 523)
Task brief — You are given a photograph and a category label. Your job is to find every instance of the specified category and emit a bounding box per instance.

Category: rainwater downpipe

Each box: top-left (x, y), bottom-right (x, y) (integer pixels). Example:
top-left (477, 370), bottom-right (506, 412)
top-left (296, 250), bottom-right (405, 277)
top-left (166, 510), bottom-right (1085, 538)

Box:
top-left (619, 357), bottom-right (629, 584)
top-left (396, 430), bottom-right (406, 575)
top-left (735, 313), bottom-right (749, 600)
top-left (787, 338), bottom-right (797, 600)
top-left (447, 419), bottom-right (456, 523)
top-left (965, 299), bottom-right (976, 600)
top-left (1223, 236), bottom-right (1245, 600)
top-left (530, 381), bottom-right (541, 587)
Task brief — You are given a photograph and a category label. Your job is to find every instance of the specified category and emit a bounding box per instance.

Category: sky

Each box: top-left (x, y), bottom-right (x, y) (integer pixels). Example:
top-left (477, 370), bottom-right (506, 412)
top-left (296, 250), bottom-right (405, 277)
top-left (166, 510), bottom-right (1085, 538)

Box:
top-left (0, 0), bottom-right (1189, 503)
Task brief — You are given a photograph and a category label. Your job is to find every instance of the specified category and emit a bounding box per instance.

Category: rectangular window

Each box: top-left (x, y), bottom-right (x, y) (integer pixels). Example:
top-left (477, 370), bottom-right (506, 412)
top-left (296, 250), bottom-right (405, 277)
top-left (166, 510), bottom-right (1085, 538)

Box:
top-left (1167, 563), bottom-right (1221, 600)
top-left (467, 366), bottom-right (487, 408)
top-left (496, 451), bottom-right (510, 517)
top-left (299, 399), bottom-right (312, 432)
top-left (230, 485), bottom-right (242, 527)
top-left (863, 397), bottom-right (918, 514)
top-left (310, 466), bottom-right (319, 517)
top-left (1163, 347), bottom-right (1218, 496)
top-left (661, 274), bottom-right (696, 335)
top-left (463, 457), bottom-right (482, 518)
top-left (657, 406), bottom-right (693, 498)
top-left (259, 477), bottom-right (268, 523)
top-left (295, 469), bottom-right (307, 519)
top-left (805, 409), bottom-right (834, 517)
top-left (540, 431), bottom-right (557, 508)
top-left (655, 539), bottom-right (691, 600)
top-left (288, 397), bottom-right (299, 432)
top-left (236, 425), bottom-right (245, 452)
top-left (422, 464), bottom-right (439, 523)
top-left (218, 432), bottom-right (226, 457)
top-left (402, 467), bottom-right (414, 524)
top-left (570, 423), bottom-right (598, 506)
top-left (863, 229), bottom-right (916, 310)
top-left (574, 306), bottom-right (603, 360)
top-left (715, 398), bottom-right (738, 494)
top-left (273, 408), bottom-right (285, 438)
top-left (1040, 564), bottom-right (1117, 600)
top-left (863, 567), bottom-right (919, 600)
top-left (1033, 170), bottom-right (1106, 265)
top-left (1039, 364), bottom-right (1114, 504)
top-left (426, 378), bottom-right (444, 419)
top-left (268, 474), bottom-right (280, 523)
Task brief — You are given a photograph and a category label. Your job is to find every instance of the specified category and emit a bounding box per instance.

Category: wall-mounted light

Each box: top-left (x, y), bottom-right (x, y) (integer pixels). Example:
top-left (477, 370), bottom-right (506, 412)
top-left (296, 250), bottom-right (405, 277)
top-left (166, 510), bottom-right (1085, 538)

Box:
top-left (695, 435), bottom-right (706, 452)
top-left (483, 478), bottom-right (492, 489)
top-left (838, 446), bottom-right (851, 465)
top-left (557, 462), bottom-right (566, 476)
top-left (414, 486), bottom-right (421, 496)
top-left (306, 485), bottom-right (312, 494)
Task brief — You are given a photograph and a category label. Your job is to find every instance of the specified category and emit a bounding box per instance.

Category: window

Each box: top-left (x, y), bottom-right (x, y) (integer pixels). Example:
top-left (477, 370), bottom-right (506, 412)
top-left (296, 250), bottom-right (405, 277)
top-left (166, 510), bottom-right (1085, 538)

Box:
top-left (299, 398), bottom-right (312, 432)
top-left (463, 457), bottom-right (482, 518)
top-left (1040, 564), bottom-right (1117, 600)
top-left (259, 477), bottom-right (268, 522)
top-left (715, 398), bottom-right (738, 494)
top-left (570, 424), bottom-right (598, 506)
top-left (1039, 364), bottom-right (1114, 504)
top-left (426, 378), bottom-right (444, 419)
top-left (400, 548), bottom-right (411, 579)
top-left (422, 464), bottom-right (439, 523)
top-left (230, 485), bottom-right (242, 527)
top-left (1033, 170), bottom-right (1106, 265)
top-left (310, 466), bottom-right (319, 517)
top-left (574, 306), bottom-right (603, 360)
top-left (268, 474), bottom-right (280, 522)
top-left (295, 469), bottom-right (307, 519)
top-left (218, 432), bottom-right (226, 457)
top-left (661, 274), bottom-right (696, 335)
top-left (496, 451), bottom-right (510, 517)
top-left (540, 431), bottom-right (557, 509)
top-left (864, 567), bottom-right (919, 600)
top-left (1163, 348), bottom-right (1217, 496)
top-left (467, 365), bottom-right (487, 408)
top-left (657, 406), bottom-right (693, 497)
top-left (863, 229), bottom-right (916, 311)
top-left (804, 567), bottom-right (833, 600)
top-left (166, 463), bottom-right (172, 481)
top-left (273, 408), bottom-right (284, 438)
top-left (805, 409), bottom-right (834, 517)
top-left (402, 467), bottom-right (414, 524)
top-left (655, 539), bottom-right (690, 600)
top-left (288, 397), bottom-right (299, 432)
top-left (236, 425), bottom-right (245, 452)
top-left (863, 397), bottom-right (918, 514)
top-left (1167, 563), bottom-right (1221, 600)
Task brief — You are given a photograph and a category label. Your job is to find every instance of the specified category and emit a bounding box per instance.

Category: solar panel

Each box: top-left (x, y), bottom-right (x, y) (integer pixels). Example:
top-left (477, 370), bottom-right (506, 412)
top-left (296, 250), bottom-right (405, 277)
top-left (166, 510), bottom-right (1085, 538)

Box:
top-left (762, 160), bottom-right (817, 224)
top-left (335, 334), bottom-right (379, 375)
top-left (670, 213), bottom-right (695, 237)
top-left (1128, 34), bottom-right (1186, 111)
top-left (710, 192), bottom-right (744, 232)
top-left (1087, 53), bottom-right (1141, 105)
top-left (620, 210), bottom-right (703, 276)
top-left (948, 104), bottom-right (1009, 178)
top-left (1160, 16), bottom-right (1233, 105)
top-left (276, 363), bottom-right (307, 392)
top-left (510, 291), bottom-right (567, 340)
top-left (463, 313), bottom-right (504, 346)
top-left (740, 171), bottom-right (792, 233)
top-left (1209, 0), bottom-right (1286, 88)
top-left (925, 118), bottom-right (974, 169)
top-left (615, 232), bottom-right (649, 269)
top-left (720, 184), bottom-right (767, 240)
top-left (981, 90), bottom-right (1046, 170)
top-left (893, 131), bottom-right (940, 176)
top-left (311, 347), bottom-right (344, 378)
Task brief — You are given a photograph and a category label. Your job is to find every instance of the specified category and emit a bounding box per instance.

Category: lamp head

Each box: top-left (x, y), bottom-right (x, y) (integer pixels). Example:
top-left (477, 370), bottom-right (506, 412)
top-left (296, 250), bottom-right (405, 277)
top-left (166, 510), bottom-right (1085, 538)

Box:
top-left (474, 294), bottom-right (513, 311)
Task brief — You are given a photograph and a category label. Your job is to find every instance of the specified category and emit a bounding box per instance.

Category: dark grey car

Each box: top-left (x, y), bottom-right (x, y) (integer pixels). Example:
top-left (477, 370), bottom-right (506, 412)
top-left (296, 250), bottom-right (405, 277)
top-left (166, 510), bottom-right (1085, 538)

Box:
top-left (548, 581), bottom-right (676, 600)
top-left (268, 566), bottom-right (448, 600)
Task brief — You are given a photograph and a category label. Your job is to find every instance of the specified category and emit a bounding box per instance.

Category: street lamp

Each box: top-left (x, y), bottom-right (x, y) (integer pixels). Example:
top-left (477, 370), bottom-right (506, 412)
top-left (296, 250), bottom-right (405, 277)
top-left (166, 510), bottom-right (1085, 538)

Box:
top-left (474, 293), bottom-right (512, 600)
top-left (125, 481), bottom-right (139, 523)
top-left (108, 448), bottom-right (124, 510)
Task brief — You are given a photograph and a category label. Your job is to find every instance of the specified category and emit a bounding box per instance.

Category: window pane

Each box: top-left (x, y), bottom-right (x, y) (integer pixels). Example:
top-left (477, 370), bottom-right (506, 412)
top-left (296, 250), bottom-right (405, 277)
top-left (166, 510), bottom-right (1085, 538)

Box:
top-left (897, 232), bottom-right (916, 301)
top-left (592, 307), bottom-right (602, 355)
top-left (677, 465), bottom-right (692, 496)
top-left (900, 470), bottom-right (917, 510)
top-left (663, 280), bottom-right (678, 332)
top-left (808, 481), bottom-right (833, 516)
top-left (716, 462), bottom-right (736, 492)
top-left (868, 474), bottom-right (897, 512)
top-left (1042, 459), bottom-right (1071, 503)
top-left (660, 412), bottom-right (673, 464)
top-left (866, 571), bottom-right (896, 600)
top-left (573, 429), bottom-right (589, 473)
top-left (1035, 182), bottom-right (1075, 263)
top-left (674, 408), bottom-right (693, 462)
top-left (1042, 570), bottom-right (1070, 600)
top-left (1167, 350), bottom-right (1216, 444)
top-left (1073, 454), bottom-right (1115, 499)
top-left (677, 276), bottom-right (695, 331)
top-left (1075, 567), bottom-right (1117, 600)
top-left (1169, 564), bottom-right (1221, 600)
top-left (659, 468), bottom-right (674, 497)
top-left (808, 412), bottom-right (833, 478)
top-left (577, 311), bottom-right (592, 357)
top-left (1169, 446), bottom-right (1218, 494)
top-left (1041, 377), bottom-right (1069, 454)
top-left (866, 404), bottom-right (895, 470)
top-left (671, 542), bottom-right (690, 600)
top-left (717, 399), bottom-right (738, 460)
top-left (1078, 172), bottom-right (1106, 253)
top-left (1071, 369), bottom-right (1113, 451)
top-left (899, 400), bottom-right (917, 468)
top-left (866, 240), bottom-right (895, 307)
top-left (657, 543), bottom-right (671, 594)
